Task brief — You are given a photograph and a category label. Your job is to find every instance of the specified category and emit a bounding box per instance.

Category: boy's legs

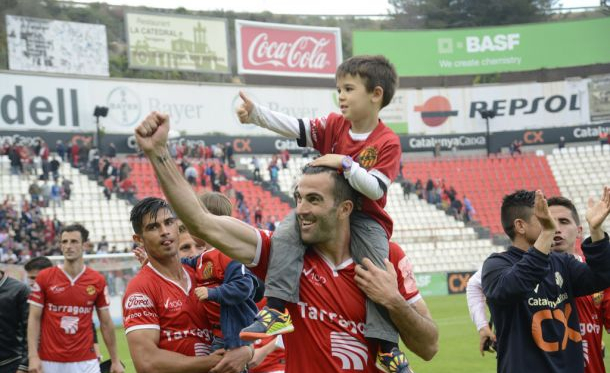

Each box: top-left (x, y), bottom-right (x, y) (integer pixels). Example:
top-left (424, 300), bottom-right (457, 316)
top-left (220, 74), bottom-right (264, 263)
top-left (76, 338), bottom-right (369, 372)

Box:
top-left (241, 210), bottom-right (303, 340)
top-left (349, 212), bottom-right (398, 344)
top-left (264, 210), bottom-right (304, 305)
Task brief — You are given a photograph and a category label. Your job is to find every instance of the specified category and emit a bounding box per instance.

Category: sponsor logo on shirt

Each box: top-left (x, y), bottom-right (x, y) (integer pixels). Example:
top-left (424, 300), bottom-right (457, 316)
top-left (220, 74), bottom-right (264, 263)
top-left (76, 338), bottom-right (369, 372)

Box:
top-left (60, 315), bottom-right (80, 334)
top-left (86, 285), bottom-right (96, 296)
top-left (528, 292), bottom-right (568, 308)
top-left (303, 267), bottom-right (327, 286)
top-left (555, 272), bottom-right (564, 288)
top-left (47, 303), bottom-right (93, 315)
top-left (357, 146), bottom-right (378, 169)
top-left (297, 301), bottom-right (365, 335)
top-left (164, 328), bottom-right (213, 342)
top-left (125, 293), bottom-right (154, 310)
top-left (50, 285), bottom-right (66, 294)
top-left (164, 298), bottom-right (183, 310)
top-left (330, 331), bottom-right (368, 370)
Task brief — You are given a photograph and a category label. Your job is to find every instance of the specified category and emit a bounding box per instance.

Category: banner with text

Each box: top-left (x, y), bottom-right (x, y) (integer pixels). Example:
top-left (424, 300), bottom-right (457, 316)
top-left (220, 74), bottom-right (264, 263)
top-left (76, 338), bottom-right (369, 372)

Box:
top-left (0, 71), bottom-right (605, 136)
top-left (6, 15), bottom-right (109, 76)
top-left (354, 17), bottom-right (610, 77)
top-left (125, 12), bottom-right (230, 73)
top-left (235, 20), bottom-right (342, 78)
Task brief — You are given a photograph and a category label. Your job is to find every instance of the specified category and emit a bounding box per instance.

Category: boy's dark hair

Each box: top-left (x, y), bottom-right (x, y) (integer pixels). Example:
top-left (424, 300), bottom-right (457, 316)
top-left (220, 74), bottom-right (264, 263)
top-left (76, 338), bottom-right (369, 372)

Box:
top-left (547, 196), bottom-right (580, 225)
top-left (61, 224), bottom-right (89, 243)
top-left (199, 192), bottom-right (232, 217)
top-left (300, 165), bottom-right (361, 209)
top-left (336, 55), bottom-right (398, 109)
top-left (501, 190), bottom-right (536, 240)
top-left (130, 197), bottom-right (174, 235)
top-left (24, 256), bottom-right (53, 272)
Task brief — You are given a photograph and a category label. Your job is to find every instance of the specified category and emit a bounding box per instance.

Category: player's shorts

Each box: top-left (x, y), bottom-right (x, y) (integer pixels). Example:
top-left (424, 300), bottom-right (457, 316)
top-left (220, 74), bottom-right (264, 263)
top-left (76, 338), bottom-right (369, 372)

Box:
top-left (42, 359), bottom-right (100, 373)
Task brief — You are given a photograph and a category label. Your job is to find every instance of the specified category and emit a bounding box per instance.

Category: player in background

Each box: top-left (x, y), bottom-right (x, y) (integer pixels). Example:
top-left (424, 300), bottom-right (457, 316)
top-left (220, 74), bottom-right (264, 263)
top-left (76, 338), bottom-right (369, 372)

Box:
top-left (481, 189), bottom-right (610, 373)
top-left (237, 55), bottom-right (406, 372)
top-left (27, 224), bottom-right (123, 373)
top-left (467, 196), bottom-right (610, 372)
top-left (124, 197), bottom-right (251, 373)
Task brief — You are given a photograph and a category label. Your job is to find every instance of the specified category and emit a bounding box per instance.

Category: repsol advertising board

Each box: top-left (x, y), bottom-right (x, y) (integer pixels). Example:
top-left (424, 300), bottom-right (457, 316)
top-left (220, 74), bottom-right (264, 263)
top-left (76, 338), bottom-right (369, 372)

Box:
top-left (447, 271), bottom-right (476, 294)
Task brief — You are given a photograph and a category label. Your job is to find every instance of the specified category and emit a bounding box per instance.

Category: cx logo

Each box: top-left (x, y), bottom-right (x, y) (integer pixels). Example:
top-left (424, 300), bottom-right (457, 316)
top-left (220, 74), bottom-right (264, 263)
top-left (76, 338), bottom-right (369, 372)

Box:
top-left (532, 303), bottom-right (581, 352)
top-left (523, 131), bottom-right (544, 144)
top-left (232, 138), bottom-right (252, 153)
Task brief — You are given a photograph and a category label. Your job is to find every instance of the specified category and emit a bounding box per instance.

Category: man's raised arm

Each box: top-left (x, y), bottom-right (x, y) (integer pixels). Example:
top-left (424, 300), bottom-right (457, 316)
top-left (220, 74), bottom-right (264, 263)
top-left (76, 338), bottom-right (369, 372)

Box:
top-left (134, 112), bottom-right (258, 264)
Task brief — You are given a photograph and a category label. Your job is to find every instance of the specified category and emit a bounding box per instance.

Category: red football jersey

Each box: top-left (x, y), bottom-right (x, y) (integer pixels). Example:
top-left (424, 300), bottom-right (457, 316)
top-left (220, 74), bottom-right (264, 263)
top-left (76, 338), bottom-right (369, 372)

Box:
top-left (28, 265), bottom-right (109, 362)
top-left (195, 248), bottom-right (233, 337)
top-left (250, 231), bottom-right (421, 372)
top-left (574, 255), bottom-right (610, 373)
top-left (307, 113), bottom-right (401, 237)
top-left (123, 263), bottom-right (213, 357)
top-left (250, 299), bottom-right (286, 373)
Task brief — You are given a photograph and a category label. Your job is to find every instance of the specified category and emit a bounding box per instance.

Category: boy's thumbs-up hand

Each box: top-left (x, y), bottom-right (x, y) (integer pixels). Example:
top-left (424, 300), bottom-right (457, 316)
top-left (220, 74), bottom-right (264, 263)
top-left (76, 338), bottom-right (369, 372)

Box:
top-left (236, 90), bottom-right (254, 124)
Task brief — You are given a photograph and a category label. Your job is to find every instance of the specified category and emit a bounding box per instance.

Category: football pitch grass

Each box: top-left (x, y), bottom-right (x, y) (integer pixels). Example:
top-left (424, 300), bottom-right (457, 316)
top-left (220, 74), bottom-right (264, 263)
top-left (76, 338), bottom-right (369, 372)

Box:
top-left (100, 294), bottom-right (610, 373)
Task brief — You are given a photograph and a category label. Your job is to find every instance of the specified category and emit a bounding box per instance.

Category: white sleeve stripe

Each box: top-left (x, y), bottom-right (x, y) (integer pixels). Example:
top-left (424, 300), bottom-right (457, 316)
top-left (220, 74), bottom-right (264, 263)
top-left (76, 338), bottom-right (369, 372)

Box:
top-left (247, 229), bottom-right (263, 268)
top-left (125, 324), bottom-right (160, 335)
top-left (27, 300), bottom-right (44, 308)
top-left (406, 293), bottom-right (422, 305)
top-left (369, 169), bottom-right (391, 188)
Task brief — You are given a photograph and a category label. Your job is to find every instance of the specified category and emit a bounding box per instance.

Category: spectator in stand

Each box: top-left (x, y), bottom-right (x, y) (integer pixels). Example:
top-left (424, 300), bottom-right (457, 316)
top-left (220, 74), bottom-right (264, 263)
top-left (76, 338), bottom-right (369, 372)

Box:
top-left (433, 143), bottom-right (441, 158)
top-left (599, 131), bottom-right (608, 147)
top-left (106, 143), bottom-right (117, 158)
top-left (98, 236), bottom-right (109, 254)
top-left (269, 164), bottom-right (279, 193)
top-left (184, 163), bottom-right (198, 186)
top-left (119, 177), bottom-right (138, 205)
top-left (55, 140), bottom-right (66, 161)
top-left (415, 179), bottom-right (424, 199)
top-left (400, 179), bottom-right (413, 200)
top-left (119, 162), bottom-right (131, 182)
top-left (225, 141), bottom-right (234, 167)
top-left (254, 198), bottom-right (263, 227)
top-left (199, 162), bottom-right (208, 187)
top-left (280, 149), bottom-right (290, 169)
top-left (103, 176), bottom-right (115, 201)
top-left (49, 157), bottom-right (60, 182)
top-left (558, 136), bottom-right (566, 149)
top-left (61, 178), bottom-right (73, 201)
top-left (450, 198), bottom-right (463, 220)
top-left (464, 195), bottom-right (475, 222)
top-left (218, 167), bottom-right (228, 188)
top-left (251, 156), bottom-right (261, 183)
top-left (237, 199), bottom-right (251, 224)
top-left (50, 182), bottom-right (62, 209)
top-left (425, 177), bottom-right (434, 203)
top-left (40, 181), bottom-right (51, 208)
top-left (9, 144), bottom-right (22, 175)
top-left (509, 139), bottom-right (523, 156)
top-left (39, 140), bottom-right (50, 181)
top-left (29, 179), bottom-right (42, 206)
top-left (70, 141), bottom-right (79, 167)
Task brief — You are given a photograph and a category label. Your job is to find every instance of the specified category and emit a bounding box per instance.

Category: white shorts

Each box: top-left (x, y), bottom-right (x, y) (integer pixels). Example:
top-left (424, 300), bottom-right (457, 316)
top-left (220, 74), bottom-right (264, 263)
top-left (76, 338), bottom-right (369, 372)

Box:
top-left (42, 359), bottom-right (100, 373)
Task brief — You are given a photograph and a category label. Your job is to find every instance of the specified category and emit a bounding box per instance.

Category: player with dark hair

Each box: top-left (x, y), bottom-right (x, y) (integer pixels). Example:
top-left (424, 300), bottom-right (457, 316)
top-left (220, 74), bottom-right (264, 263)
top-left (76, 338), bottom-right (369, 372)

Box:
top-left (238, 54), bottom-right (407, 372)
top-left (482, 189), bottom-right (610, 373)
top-left (133, 109), bottom-right (439, 373)
top-left (27, 224), bottom-right (123, 373)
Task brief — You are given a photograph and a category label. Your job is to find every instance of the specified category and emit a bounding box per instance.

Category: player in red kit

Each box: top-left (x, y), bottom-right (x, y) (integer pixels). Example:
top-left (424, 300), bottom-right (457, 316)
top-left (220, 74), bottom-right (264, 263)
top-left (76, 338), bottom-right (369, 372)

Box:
top-left (124, 197), bottom-right (252, 373)
top-left (238, 55), bottom-right (406, 372)
top-left (27, 224), bottom-right (123, 373)
top-left (133, 115), bottom-right (439, 373)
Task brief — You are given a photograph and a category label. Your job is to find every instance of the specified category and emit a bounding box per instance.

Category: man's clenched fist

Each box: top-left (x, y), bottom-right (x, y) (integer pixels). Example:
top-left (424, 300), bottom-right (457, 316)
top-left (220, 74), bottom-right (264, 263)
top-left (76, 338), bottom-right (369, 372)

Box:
top-left (134, 111), bottom-right (170, 155)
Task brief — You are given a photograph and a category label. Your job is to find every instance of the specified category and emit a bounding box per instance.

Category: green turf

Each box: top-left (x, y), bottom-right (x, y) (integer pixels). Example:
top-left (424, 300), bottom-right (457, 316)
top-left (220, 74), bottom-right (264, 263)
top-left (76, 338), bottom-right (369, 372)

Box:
top-left (99, 294), bottom-right (610, 373)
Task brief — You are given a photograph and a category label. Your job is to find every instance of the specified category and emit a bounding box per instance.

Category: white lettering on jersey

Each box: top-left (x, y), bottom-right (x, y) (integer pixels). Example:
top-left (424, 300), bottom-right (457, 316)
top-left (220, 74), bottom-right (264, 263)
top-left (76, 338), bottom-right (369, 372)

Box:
top-left (47, 303), bottom-right (93, 315)
top-left (164, 298), bottom-right (183, 310)
top-left (297, 301), bottom-right (365, 335)
top-left (583, 339), bottom-right (589, 366)
top-left (194, 342), bottom-right (212, 357)
top-left (164, 328), bottom-right (213, 342)
top-left (330, 331), bottom-right (368, 370)
top-left (60, 315), bottom-right (79, 334)
top-left (125, 293), bottom-right (154, 310)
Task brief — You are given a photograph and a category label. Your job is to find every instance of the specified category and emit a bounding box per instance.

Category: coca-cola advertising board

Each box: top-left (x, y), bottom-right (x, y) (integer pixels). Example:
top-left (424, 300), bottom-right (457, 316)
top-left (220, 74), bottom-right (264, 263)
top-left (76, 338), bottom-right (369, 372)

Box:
top-left (236, 20), bottom-right (342, 78)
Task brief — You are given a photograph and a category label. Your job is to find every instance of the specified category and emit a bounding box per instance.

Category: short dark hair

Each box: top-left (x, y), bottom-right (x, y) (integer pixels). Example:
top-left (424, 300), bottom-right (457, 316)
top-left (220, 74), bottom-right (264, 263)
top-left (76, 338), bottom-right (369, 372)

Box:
top-left (547, 196), bottom-right (580, 225)
top-left (336, 55), bottom-right (398, 109)
top-left (199, 192), bottom-right (232, 217)
top-left (130, 197), bottom-right (174, 235)
top-left (501, 190), bottom-right (536, 240)
top-left (24, 256), bottom-right (53, 272)
top-left (300, 165), bottom-right (360, 209)
top-left (61, 224), bottom-right (89, 242)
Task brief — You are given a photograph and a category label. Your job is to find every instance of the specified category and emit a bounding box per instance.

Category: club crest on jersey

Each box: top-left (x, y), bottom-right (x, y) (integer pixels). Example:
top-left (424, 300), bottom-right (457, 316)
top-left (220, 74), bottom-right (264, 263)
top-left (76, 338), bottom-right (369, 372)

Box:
top-left (593, 291), bottom-right (604, 306)
top-left (86, 285), bottom-right (96, 296)
top-left (357, 146), bottom-right (378, 169)
top-left (201, 262), bottom-right (214, 280)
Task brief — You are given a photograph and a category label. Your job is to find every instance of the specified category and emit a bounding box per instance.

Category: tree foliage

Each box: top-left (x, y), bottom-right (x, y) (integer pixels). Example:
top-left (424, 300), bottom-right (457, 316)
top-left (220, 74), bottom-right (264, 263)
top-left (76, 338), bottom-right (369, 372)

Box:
top-left (388, 0), bottom-right (560, 29)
